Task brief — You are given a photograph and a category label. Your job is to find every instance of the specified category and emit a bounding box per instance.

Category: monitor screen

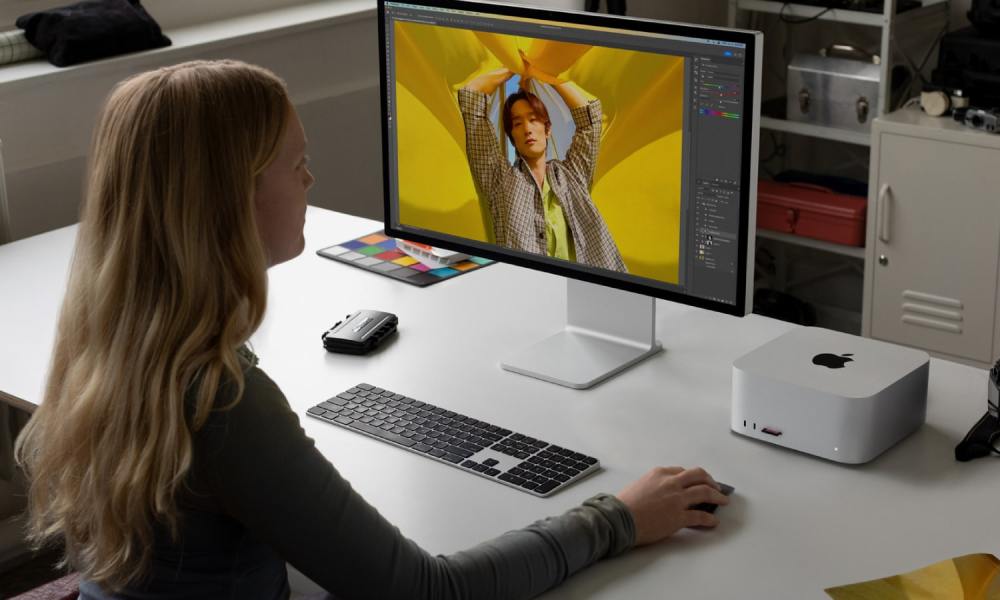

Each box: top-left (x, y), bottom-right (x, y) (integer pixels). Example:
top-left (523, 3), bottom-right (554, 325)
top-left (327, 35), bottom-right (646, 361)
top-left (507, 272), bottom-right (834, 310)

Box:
top-left (380, 0), bottom-right (759, 316)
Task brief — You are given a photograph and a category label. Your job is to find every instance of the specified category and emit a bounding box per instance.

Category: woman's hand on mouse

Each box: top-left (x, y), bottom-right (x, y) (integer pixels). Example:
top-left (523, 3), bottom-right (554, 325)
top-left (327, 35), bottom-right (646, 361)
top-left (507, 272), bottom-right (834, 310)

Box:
top-left (616, 466), bottom-right (729, 547)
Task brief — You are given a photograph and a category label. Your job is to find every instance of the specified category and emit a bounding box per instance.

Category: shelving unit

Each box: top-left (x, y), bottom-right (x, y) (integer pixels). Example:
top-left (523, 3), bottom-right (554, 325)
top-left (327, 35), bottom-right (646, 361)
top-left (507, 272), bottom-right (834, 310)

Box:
top-left (733, 0), bottom-right (948, 26)
top-left (759, 115), bottom-right (871, 145)
top-left (757, 229), bottom-right (865, 259)
top-left (730, 0), bottom-right (948, 332)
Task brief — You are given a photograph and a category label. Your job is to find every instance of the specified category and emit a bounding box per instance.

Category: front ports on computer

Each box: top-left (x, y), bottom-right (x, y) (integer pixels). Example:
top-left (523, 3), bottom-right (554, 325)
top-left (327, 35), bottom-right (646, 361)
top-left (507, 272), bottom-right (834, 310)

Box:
top-left (739, 418), bottom-right (781, 436)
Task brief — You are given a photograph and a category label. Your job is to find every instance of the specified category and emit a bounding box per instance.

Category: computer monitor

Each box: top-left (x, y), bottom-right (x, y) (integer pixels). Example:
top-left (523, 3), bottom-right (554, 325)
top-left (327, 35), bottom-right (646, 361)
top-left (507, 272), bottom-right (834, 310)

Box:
top-left (380, 0), bottom-right (761, 388)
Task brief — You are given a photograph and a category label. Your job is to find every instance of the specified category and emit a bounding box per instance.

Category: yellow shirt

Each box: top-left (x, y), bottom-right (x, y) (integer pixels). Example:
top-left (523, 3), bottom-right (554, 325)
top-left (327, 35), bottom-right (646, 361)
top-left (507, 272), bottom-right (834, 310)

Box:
top-left (541, 174), bottom-right (576, 262)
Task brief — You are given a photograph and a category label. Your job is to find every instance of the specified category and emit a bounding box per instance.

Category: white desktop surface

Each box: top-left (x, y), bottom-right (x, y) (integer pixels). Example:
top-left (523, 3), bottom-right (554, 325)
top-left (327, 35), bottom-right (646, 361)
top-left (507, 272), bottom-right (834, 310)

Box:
top-left (1, 206), bottom-right (997, 598)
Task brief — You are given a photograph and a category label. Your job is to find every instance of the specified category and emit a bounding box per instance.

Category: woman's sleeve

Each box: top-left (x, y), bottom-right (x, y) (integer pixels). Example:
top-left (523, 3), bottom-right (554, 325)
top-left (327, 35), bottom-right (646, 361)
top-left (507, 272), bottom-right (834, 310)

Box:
top-left (198, 367), bottom-right (636, 600)
top-left (563, 99), bottom-right (603, 188)
top-left (457, 88), bottom-right (506, 202)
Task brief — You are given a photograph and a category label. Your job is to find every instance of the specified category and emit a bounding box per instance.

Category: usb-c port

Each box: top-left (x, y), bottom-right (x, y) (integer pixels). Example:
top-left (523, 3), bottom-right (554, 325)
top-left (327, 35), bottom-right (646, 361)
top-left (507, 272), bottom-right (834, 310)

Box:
top-left (761, 427), bottom-right (782, 436)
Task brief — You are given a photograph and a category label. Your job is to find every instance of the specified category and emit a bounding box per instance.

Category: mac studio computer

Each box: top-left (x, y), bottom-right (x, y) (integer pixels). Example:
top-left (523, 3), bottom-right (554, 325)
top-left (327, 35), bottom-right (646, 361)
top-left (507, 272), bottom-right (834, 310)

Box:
top-left (379, 0), bottom-right (762, 389)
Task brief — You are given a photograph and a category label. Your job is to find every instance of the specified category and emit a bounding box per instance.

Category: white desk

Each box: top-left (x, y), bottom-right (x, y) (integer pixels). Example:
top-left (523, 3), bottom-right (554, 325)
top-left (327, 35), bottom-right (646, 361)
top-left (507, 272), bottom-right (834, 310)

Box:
top-left (1, 206), bottom-right (997, 598)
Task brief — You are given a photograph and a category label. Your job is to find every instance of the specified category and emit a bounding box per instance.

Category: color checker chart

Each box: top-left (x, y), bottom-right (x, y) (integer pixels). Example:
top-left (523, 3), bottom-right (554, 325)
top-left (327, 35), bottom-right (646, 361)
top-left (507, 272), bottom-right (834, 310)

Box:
top-left (317, 231), bottom-right (494, 287)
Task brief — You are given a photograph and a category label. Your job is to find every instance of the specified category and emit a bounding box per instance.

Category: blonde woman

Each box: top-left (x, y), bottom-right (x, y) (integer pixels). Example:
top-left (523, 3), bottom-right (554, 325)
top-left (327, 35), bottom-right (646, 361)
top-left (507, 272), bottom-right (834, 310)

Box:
top-left (15, 60), bottom-right (729, 600)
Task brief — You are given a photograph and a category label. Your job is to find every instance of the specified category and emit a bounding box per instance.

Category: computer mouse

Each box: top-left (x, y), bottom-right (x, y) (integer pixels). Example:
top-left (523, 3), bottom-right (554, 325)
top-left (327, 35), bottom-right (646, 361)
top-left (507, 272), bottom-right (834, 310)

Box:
top-left (691, 482), bottom-right (734, 513)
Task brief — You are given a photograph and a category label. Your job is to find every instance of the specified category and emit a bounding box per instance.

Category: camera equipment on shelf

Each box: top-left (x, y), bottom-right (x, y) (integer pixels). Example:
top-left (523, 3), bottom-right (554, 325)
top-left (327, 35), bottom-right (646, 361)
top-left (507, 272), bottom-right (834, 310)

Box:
top-left (952, 106), bottom-right (1000, 133)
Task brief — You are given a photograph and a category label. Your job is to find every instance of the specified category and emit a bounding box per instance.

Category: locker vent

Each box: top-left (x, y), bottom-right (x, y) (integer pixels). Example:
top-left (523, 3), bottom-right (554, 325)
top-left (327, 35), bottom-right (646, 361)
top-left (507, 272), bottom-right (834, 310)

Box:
top-left (900, 290), bottom-right (962, 334)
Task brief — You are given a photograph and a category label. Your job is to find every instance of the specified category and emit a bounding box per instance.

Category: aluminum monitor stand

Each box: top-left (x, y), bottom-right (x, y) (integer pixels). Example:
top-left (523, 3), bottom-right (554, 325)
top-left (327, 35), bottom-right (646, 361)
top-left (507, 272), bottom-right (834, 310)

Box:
top-left (501, 279), bottom-right (662, 389)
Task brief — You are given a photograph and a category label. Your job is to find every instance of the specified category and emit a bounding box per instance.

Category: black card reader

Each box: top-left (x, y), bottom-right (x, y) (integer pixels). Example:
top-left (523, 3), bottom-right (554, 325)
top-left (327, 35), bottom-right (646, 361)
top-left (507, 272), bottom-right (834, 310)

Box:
top-left (322, 310), bottom-right (398, 355)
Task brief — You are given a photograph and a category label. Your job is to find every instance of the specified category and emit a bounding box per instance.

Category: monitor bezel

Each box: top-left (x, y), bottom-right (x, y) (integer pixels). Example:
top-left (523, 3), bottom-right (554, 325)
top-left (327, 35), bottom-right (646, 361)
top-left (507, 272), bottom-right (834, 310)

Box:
top-left (379, 0), bottom-right (758, 317)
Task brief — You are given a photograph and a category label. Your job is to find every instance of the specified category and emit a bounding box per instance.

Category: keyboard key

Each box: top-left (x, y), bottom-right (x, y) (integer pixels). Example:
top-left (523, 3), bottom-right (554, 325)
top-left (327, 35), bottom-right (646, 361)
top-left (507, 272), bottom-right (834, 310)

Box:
top-left (443, 445), bottom-right (473, 459)
top-left (413, 443), bottom-right (432, 453)
top-left (429, 449), bottom-right (446, 458)
top-left (334, 416), bottom-right (354, 425)
top-left (352, 421), bottom-right (415, 448)
top-left (553, 473), bottom-right (570, 483)
top-left (460, 442), bottom-right (484, 453)
top-left (462, 460), bottom-right (477, 468)
top-left (482, 458), bottom-right (499, 467)
top-left (307, 407), bottom-right (326, 416)
top-left (358, 383), bottom-right (374, 390)
top-left (535, 480), bottom-right (559, 494)
top-left (442, 452), bottom-right (464, 464)
top-left (472, 464), bottom-right (489, 472)
top-left (520, 480), bottom-right (539, 490)
top-left (485, 468), bottom-right (500, 476)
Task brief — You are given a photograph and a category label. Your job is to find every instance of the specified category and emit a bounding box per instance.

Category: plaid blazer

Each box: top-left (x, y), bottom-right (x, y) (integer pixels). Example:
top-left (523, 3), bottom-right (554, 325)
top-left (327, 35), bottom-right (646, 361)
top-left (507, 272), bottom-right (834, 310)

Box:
top-left (458, 89), bottom-right (627, 272)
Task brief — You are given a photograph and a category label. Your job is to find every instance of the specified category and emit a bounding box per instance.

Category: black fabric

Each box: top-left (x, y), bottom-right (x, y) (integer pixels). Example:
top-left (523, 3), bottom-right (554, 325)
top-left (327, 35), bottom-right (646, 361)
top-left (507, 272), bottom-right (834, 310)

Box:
top-left (16, 0), bottom-right (170, 67)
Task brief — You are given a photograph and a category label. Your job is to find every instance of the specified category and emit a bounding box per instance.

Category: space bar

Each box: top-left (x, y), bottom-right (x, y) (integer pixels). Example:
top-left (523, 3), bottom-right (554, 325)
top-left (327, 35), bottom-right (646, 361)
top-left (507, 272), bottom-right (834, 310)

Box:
top-left (351, 421), bottom-right (416, 448)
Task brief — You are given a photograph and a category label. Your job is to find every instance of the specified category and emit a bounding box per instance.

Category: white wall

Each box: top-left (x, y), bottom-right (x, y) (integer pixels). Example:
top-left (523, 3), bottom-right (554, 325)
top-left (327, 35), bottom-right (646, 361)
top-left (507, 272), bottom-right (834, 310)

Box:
top-left (0, 4), bottom-right (383, 239)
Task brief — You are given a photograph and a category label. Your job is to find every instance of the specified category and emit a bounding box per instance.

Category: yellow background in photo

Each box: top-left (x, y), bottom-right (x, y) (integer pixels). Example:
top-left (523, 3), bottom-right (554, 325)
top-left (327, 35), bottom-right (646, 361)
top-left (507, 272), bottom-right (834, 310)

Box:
top-left (394, 21), bottom-right (685, 284)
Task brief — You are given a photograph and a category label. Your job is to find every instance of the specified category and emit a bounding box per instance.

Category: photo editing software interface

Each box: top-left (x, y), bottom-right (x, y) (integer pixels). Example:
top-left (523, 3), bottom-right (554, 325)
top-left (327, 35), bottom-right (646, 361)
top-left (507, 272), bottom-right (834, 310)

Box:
top-left (384, 1), bottom-right (749, 306)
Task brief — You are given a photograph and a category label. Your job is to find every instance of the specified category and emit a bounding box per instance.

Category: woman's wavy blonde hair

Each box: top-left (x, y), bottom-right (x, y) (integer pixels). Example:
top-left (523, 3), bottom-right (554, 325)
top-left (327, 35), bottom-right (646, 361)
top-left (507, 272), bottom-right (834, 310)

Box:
top-left (14, 60), bottom-right (290, 591)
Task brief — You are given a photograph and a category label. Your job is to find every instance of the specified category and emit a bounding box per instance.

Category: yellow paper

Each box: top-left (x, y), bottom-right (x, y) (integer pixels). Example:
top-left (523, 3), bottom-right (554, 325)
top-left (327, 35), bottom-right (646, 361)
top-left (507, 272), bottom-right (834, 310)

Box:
top-left (825, 554), bottom-right (1000, 600)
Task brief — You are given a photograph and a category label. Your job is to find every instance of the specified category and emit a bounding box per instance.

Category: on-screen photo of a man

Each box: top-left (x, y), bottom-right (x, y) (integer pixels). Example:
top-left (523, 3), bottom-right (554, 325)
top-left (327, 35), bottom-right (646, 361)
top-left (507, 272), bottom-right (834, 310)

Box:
top-left (458, 52), bottom-right (627, 272)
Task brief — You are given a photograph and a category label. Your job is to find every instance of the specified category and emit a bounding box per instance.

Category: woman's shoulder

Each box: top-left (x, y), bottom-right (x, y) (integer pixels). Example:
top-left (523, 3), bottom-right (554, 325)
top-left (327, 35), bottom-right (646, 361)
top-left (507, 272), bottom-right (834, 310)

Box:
top-left (192, 354), bottom-right (292, 438)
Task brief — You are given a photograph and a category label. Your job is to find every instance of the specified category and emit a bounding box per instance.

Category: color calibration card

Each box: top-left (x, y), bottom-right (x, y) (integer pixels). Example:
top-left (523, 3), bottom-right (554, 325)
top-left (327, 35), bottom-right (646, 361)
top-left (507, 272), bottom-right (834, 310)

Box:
top-left (317, 232), bottom-right (494, 287)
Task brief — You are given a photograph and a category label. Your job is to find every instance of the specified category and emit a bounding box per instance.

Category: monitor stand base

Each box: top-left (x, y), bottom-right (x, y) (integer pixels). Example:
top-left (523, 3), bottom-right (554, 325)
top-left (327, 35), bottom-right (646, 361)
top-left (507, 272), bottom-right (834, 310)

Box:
top-left (500, 279), bottom-right (662, 389)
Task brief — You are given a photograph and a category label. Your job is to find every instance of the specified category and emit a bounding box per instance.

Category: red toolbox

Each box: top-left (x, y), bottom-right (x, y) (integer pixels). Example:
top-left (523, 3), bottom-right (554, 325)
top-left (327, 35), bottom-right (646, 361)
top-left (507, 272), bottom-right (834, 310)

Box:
top-left (756, 180), bottom-right (867, 247)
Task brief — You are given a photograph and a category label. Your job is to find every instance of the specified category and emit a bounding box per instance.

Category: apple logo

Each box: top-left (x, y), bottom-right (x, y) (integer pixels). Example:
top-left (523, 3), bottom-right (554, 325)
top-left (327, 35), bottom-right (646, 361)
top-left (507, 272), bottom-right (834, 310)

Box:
top-left (812, 353), bottom-right (854, 369)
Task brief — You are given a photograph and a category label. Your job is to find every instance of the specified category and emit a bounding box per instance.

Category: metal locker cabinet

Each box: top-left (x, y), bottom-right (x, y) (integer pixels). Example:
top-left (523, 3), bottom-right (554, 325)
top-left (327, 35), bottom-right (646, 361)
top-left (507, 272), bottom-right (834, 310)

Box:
top-left (863, 108), bottom-right (1000, 368)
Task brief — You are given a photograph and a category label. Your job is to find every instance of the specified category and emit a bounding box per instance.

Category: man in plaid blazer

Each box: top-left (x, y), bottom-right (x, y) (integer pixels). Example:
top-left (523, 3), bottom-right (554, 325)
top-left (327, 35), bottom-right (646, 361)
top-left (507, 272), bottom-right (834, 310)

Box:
top-left (458, 59), bottom-right (626, 272)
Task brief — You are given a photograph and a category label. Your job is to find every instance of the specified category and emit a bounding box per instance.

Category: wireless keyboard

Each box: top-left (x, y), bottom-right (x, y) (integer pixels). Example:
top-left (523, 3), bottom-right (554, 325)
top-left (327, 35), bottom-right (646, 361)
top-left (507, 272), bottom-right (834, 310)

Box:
top-left (307, 383), bottom-right (600, 497)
